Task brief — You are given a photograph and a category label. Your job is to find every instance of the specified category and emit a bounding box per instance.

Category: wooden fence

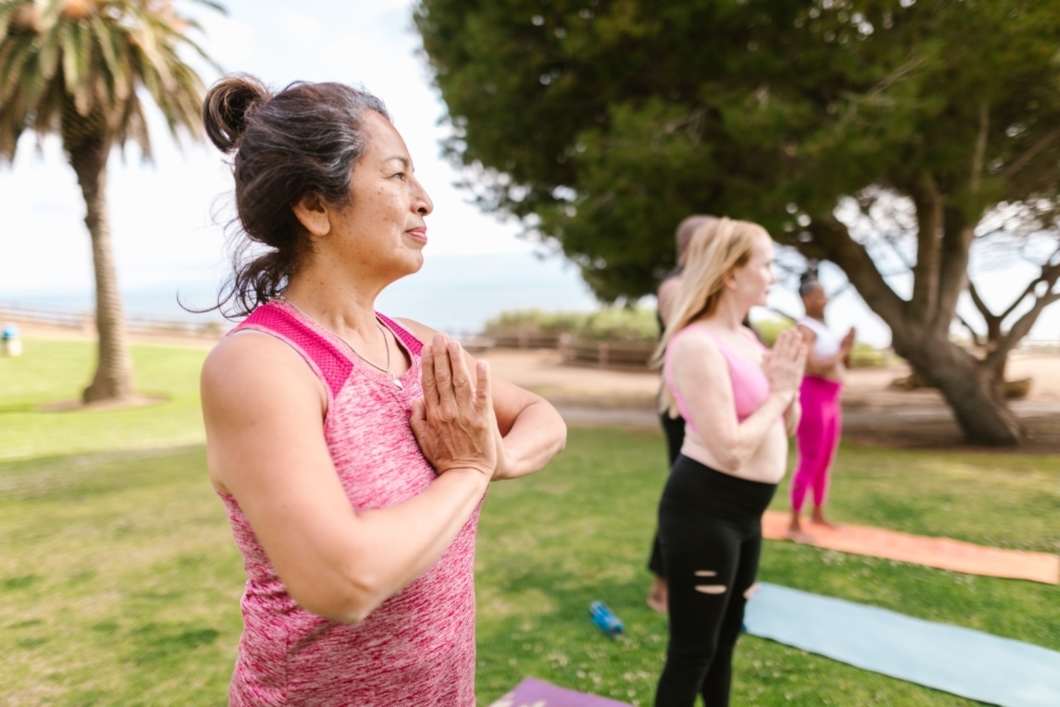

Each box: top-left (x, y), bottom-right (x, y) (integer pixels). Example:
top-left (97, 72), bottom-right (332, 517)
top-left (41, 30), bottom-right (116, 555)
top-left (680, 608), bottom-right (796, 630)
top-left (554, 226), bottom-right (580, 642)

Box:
top-left (0, 304), bottom-right (227, 339)
top-left (487, 326), bottom-right (656, 370)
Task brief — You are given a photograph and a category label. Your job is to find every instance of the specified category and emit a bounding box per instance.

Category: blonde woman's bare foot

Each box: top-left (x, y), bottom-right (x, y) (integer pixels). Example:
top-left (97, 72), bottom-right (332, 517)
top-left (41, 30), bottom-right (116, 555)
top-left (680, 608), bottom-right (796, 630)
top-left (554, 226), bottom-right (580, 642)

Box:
top-left (647, 576), bottom-right (668, 613)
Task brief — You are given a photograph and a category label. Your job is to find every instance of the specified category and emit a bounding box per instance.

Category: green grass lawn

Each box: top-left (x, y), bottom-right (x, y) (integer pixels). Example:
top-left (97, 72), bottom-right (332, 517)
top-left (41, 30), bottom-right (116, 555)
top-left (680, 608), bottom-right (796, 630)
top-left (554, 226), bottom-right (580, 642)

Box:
top-left (0, 338), bottom-right (208, 461)
top-left (2, 339), bottom-right (1059, 705)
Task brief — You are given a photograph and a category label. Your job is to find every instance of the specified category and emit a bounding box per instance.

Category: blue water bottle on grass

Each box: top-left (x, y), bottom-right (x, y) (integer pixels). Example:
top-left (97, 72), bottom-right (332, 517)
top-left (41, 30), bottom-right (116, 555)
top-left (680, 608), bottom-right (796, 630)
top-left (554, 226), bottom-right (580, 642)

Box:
top-left (589, 601), bottom-right (624, 638)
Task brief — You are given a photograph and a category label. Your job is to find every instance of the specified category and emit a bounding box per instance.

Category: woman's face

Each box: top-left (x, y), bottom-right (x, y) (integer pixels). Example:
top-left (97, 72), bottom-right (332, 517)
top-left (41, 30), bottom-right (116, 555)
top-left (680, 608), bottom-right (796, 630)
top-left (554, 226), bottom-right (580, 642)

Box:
top-left (327, 111), bottom-right (434, 281)
top-left (802, 282), bottom-right (828, 315)
top-left (728, 232), bottom-right (776, 309)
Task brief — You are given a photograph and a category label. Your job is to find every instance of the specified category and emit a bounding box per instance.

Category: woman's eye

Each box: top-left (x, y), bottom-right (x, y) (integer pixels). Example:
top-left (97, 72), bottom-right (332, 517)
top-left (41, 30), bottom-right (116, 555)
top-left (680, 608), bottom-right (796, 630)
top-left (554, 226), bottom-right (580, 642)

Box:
top-left (393, 172), bottom-right (406, 180)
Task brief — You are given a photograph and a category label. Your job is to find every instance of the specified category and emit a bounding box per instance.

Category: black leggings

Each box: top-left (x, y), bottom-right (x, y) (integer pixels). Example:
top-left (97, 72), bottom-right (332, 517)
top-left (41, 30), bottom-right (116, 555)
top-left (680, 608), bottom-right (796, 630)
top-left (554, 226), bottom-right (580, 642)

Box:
top-left (655, 456), bottom-right (776, 707)
top-left (648, 411), bottom-right (686, 576)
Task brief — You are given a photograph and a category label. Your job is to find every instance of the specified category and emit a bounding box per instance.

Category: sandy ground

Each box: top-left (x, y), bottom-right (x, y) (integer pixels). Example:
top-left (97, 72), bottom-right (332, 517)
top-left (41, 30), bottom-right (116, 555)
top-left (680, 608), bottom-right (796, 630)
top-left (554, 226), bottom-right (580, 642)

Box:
top-left (11, 318), bottom-right (1060, 450)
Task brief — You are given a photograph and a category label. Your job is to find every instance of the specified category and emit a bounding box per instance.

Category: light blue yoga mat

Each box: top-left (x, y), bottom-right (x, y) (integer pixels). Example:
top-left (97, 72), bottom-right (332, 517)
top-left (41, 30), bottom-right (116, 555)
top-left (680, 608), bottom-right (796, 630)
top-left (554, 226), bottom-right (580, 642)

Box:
top-left (744, 583), bottom-right (1060, 707)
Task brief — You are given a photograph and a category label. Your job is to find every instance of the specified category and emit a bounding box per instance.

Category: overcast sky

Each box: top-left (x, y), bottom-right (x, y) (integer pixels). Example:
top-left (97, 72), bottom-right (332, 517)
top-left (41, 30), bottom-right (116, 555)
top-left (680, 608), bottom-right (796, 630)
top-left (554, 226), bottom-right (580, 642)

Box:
top-left (0, 0), bottom-right (1056, 346)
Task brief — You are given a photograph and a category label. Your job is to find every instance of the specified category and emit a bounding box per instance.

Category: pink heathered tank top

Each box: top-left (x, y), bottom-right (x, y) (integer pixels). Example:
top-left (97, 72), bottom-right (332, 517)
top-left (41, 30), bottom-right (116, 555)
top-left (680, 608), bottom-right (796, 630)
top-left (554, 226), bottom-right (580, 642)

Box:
top-left (217, 300), bottom-right (479, 707)
top-left (664, 325), bottom-right (771, 431)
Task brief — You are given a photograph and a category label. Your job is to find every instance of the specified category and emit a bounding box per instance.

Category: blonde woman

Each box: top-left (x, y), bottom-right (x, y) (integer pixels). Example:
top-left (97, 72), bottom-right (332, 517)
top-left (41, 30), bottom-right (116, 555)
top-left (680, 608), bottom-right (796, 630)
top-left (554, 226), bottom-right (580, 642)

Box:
top-left (652, 218), bottom-right (806, 706)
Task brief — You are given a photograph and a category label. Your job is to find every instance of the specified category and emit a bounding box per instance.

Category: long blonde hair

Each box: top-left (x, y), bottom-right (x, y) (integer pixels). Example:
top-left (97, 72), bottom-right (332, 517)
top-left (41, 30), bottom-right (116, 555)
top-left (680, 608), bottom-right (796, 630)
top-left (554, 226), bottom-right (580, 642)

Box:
top-left (652, 217), bottom-right (771, 416)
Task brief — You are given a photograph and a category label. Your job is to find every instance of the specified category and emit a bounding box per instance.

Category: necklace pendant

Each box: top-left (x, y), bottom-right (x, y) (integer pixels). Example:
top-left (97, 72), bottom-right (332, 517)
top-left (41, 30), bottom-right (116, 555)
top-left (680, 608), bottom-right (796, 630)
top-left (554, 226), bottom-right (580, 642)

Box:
top-left (392, 376), bottom-right (403, 389)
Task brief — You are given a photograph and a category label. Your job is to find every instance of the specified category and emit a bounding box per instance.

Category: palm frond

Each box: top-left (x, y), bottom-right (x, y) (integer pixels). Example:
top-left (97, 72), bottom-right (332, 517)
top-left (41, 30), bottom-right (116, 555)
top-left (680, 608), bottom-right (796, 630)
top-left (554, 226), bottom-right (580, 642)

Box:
top-left (0, 0), bottom-right (224, 162)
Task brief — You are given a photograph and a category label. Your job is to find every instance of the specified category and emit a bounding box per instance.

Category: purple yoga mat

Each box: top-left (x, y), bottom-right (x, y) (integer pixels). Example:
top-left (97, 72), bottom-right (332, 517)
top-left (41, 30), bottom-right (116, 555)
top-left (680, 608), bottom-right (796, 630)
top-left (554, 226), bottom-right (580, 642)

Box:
top-left (488, 677), bottom-right (633, 707)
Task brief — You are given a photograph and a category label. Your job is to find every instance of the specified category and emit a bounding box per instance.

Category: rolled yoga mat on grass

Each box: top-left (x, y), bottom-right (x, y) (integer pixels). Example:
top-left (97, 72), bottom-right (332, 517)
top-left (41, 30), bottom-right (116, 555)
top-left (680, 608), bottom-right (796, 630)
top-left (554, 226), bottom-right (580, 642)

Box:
top-left (745, 582), bottom-right (1060, 707)
top-left (488, 677), bottom-right (632, 707)
top-left (760, 511), bottom-right (1060, 584)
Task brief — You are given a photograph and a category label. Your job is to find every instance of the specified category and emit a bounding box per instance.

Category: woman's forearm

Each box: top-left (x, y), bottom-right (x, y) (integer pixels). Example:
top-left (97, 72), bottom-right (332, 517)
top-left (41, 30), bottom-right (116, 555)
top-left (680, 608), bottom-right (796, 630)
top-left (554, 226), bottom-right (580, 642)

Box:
top-left (495, 399), bottom-right (567, 479)
top-left (316, 468), bottom-right (490, 624)
top-left (720, 392), bottom-right (794, 470)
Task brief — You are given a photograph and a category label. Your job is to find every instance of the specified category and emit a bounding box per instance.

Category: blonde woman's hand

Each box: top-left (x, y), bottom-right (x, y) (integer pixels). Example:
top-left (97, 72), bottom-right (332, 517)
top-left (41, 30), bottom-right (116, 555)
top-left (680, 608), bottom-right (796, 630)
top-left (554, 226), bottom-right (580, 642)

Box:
top-left (410, 335), bottom-right (497, 479)
top-left (762, 328), bottom-right (808, 399)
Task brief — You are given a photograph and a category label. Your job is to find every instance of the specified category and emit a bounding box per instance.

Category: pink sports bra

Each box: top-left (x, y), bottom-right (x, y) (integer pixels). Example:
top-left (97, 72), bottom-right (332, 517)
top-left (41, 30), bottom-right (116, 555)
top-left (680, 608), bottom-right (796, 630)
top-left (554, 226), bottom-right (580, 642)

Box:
top-left (665, 325), bottom-right (771, 432)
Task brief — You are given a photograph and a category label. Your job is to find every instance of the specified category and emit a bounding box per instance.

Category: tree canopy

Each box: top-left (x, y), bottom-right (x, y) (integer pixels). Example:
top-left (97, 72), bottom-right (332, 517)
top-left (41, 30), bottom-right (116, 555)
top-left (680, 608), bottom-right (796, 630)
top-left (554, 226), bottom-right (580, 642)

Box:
top-left (417, 0), bottom-right (1060, 296)
top-left (418, 0), bottom-right (1060, 444)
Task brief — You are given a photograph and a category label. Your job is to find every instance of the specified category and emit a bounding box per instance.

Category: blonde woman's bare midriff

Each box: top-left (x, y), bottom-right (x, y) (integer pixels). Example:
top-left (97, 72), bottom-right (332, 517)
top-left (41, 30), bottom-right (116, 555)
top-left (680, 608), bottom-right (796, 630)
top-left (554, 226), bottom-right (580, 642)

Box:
top-left (681, 422), bottom-right (788, 485)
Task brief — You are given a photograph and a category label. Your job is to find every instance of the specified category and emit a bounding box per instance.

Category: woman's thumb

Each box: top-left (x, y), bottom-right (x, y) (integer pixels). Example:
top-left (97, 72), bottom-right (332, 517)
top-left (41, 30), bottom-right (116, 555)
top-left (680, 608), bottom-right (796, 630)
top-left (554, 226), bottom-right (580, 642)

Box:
top-left (409, 397), bottom-right (426, 434)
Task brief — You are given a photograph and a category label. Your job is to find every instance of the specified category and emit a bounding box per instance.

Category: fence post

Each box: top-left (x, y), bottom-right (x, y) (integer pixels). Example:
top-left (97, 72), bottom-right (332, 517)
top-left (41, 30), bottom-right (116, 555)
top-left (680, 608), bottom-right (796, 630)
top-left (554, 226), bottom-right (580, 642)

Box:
top-left (599, 342), bottom-right (609, 368)
top-left (559, 332), bottom-right (571, 362)
top-left (518, 323), bottom-right (529, 349)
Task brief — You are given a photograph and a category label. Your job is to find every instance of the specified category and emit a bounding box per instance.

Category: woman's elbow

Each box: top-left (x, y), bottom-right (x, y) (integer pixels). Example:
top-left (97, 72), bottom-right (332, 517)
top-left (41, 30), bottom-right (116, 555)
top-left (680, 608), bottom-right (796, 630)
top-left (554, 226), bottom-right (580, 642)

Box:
top-left (288, 571), bottom-right (384, 625)
top-left (552, 416), bottom-right (568, 454)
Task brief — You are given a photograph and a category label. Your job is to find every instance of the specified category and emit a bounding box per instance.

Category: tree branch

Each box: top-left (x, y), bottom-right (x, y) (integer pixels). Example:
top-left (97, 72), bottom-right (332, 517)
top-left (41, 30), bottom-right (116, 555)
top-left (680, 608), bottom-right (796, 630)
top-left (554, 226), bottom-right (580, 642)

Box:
top-left (967, 280), bottom-right (997, 321)
top-left (984, 268), bottom-right (1060, 368)
top-left (910, 174), bottom-right (943, 323)
top-left (956, 312), bottom-right (985, 348)
top-left (801, 215), bottom-right (908, 331)
top-left (970, 101), bottom-right (988, 196)
top-left (1001, 125), bottom-right (1060, 181)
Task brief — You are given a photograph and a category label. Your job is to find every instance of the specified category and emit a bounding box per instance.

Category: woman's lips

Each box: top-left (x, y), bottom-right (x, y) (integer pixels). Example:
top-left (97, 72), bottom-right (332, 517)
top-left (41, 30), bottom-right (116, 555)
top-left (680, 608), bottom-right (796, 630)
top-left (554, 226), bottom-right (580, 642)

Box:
top-left (406, 227), bottom-right (428, 243)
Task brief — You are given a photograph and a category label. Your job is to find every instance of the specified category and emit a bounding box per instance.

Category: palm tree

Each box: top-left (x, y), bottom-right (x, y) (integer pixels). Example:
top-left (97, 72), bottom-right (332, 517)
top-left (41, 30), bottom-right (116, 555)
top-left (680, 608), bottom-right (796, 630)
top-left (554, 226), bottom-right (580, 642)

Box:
top-left (0, 0), bottom-right (222, 402)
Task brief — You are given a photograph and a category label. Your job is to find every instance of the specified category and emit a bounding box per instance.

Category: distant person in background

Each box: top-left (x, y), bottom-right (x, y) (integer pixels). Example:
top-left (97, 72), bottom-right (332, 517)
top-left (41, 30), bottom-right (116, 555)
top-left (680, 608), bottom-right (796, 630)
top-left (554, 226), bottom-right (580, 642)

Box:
top-left (648, 214), bottom-right (719, 613)
top-left (199, 75), bottom-right (566, 706)
top-left (653, 218), bottom-right (804, 706)
top-left (786, 266), bottom-right (855, 542)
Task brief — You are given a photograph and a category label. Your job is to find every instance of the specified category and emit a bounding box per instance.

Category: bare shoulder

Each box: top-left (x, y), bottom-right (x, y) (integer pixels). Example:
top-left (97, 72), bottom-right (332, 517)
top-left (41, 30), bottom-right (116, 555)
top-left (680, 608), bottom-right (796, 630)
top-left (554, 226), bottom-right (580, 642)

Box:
top-left (201, 331), bottom-right (325, 413)
top-left (795, 323), bottom-right (817, 342)
top-left (669, 326), bottom-right (725, 367)
top-left (393, 317), bottom-right (435, 344)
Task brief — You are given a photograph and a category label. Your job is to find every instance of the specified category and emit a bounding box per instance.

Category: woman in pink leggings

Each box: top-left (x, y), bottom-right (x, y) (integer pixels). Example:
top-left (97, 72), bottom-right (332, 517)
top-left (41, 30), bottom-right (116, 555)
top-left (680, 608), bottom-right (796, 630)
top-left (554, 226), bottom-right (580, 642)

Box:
top-left (199, 76), bottom-right (566, 706)
top-left (786, 269), bottom-right (855, 542)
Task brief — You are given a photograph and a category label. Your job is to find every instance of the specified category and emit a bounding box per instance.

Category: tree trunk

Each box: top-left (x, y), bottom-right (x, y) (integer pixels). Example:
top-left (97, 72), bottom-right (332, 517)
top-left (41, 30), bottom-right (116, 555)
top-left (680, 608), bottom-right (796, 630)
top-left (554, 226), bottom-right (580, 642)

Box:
top-left (891, 328), bottom-right (1025, 446)
top-left (67, 134), bottom-right (135, 403)
top-left (807, 216), bottom-right (1025, 446)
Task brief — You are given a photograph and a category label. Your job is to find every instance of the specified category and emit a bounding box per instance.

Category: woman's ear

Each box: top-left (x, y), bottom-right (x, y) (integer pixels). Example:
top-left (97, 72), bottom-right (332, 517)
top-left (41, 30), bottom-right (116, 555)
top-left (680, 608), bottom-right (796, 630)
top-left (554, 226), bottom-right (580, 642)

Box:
top-left (291, 193), bottom-right (332, 237)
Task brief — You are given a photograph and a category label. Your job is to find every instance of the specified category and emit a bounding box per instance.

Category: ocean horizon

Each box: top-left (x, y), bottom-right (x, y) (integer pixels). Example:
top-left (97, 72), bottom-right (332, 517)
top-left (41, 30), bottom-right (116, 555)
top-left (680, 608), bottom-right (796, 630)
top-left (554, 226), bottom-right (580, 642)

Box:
top-left (0, 252), bottom-right (603, 336)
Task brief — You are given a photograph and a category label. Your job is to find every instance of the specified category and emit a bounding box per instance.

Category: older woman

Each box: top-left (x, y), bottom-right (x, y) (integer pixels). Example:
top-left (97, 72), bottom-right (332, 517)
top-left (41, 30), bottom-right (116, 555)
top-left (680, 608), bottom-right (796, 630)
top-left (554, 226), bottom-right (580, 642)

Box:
top-left (199, 76), bottom-right (566, 706)
top-left (653, 218), bottom-right (805, 706)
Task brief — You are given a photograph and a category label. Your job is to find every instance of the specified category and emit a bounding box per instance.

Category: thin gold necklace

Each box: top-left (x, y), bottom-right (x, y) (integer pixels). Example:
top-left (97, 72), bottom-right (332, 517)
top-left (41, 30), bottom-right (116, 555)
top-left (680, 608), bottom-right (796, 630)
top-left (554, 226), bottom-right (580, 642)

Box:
top-left (277, 297), bottom-right (403, 389)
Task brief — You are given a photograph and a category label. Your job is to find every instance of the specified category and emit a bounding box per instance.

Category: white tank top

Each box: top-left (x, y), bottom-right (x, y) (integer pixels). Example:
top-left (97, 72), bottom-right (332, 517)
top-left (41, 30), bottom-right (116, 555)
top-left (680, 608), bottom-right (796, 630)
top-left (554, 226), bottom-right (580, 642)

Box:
top-left (798, 316), bottom-right (841, 358)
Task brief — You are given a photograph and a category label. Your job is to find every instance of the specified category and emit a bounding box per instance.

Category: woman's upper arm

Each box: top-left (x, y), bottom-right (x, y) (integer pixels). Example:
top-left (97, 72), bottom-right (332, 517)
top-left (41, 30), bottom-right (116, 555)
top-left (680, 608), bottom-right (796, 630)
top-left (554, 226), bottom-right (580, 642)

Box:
top-left (797, 325), bottom-right (820, 364)
top-left (396, 318), bottom-right (545, 435)
top-left (200, 334), bottom-right (357, 610)
top-left (669, 334), bottom-right (740, 453)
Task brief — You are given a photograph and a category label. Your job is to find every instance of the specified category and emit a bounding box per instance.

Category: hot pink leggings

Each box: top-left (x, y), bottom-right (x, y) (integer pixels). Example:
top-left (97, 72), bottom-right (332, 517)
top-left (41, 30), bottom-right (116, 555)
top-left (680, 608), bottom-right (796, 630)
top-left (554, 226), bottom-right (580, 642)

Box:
top-left (791, 376), bottom-right (843, 512)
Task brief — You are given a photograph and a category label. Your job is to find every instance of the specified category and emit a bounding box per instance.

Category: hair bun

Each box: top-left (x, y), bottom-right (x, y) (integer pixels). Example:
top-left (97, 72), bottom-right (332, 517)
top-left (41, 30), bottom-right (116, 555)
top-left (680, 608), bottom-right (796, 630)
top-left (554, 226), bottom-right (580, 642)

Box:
top-left (202, 74), bottom-right (270, 153)
top-left (800, 259), bottom-right (820, 285)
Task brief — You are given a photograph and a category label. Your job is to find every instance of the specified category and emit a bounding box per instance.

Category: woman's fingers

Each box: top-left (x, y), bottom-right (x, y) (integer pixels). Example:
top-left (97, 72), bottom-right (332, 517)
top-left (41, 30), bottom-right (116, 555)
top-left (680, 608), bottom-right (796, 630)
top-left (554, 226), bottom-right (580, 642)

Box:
top-left (475, 360), bottom-right (491, 416)
top-left (421, 344), bottom-right (440, 409)
top-left (448, 340), bottom-right (473, 404)
top-left (431, 334), bottom-right (455, 409)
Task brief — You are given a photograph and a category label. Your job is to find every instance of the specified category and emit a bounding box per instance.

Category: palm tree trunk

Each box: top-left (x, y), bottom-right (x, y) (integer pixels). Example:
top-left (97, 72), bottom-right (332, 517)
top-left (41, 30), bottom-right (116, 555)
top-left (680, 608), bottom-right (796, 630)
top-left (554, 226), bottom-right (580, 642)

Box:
top-left (68, 138), bottom-right (135, 403)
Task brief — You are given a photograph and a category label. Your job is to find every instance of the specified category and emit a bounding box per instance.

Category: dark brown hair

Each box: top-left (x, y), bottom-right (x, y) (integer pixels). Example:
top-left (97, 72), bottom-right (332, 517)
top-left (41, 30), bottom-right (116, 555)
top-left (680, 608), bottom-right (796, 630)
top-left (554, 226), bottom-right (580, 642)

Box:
top-left (201, 74), bottom-right (390, 318)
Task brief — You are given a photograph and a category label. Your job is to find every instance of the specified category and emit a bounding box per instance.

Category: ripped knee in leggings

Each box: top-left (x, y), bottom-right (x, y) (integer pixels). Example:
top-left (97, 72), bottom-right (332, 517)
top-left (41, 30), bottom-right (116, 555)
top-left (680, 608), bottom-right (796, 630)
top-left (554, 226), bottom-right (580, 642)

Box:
top-left (693, 570), bottom-right (726, 595)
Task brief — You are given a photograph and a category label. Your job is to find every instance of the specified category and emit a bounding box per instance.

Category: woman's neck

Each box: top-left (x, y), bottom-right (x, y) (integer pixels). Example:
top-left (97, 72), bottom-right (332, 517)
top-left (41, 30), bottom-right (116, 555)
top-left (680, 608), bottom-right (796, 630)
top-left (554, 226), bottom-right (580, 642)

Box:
top-left (700, 294), bottom-right (751, 332)
top-left (282, 266), bottom-right (388, 340)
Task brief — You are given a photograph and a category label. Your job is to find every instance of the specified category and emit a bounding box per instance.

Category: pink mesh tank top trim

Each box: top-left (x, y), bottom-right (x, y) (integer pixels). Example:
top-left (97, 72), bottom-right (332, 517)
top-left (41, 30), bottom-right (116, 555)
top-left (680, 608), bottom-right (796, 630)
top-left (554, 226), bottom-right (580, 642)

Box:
top-left (235, 301), bottom-right (353, 399)
top-left (218, 300), bottom-right (479, 707)
top-left (665, 325), bottom-right (771, 432)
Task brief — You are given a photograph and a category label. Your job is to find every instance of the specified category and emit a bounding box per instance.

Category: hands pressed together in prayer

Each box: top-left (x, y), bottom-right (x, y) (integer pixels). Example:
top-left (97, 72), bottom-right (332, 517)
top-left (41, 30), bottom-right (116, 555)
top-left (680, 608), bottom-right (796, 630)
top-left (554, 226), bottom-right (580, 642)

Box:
top-left (410, 334), bottom-right (509, 480)
top-left (764, 328), bottom-right (809, 402)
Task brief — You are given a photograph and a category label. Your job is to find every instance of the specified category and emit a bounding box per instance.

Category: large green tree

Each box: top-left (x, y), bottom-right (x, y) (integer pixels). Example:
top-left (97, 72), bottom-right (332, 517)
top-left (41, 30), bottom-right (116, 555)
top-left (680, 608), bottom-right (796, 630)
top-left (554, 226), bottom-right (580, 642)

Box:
top-left (417, 0), bottom-right (1060, 445)
top-left (0, 0), bottom-right (220, 402)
